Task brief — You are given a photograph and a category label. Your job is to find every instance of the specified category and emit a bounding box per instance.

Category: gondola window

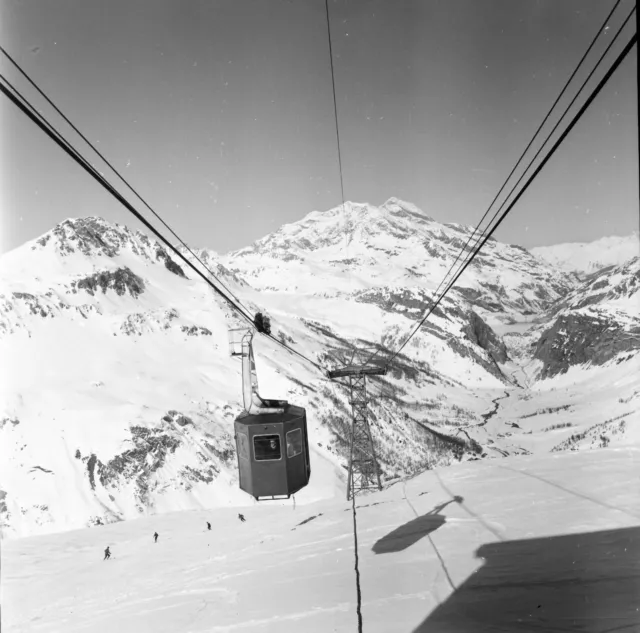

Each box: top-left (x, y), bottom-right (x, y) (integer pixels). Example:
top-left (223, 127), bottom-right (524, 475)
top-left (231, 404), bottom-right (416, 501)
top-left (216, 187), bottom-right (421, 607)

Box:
top-left (238, 432), bottom-right (250, 460)
top-left (286, 428), bottom-right (302, 458)
top-left (254, 434), bottom-right (281, 461)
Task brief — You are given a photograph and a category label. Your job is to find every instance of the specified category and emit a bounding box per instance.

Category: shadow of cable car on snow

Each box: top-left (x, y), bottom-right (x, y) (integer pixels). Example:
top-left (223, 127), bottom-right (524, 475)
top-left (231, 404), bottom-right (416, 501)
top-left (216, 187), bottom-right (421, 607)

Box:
top-left (413, 524), bottom-right (640, 633)
top-left (373, 496), bottom-right (464, 555)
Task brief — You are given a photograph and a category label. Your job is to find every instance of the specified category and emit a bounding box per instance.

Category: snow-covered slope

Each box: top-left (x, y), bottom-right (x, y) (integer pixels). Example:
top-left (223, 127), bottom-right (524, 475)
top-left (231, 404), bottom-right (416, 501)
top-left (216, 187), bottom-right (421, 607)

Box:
top-left (531, 232), bottom-right (639, 276)
top-left (1, 206), bottom-right (639, 539)
top-left (501, 256), bottom-right (640, 381)
top-left (0, 218), bottom-right (259, 536)
top-left (4, 447), bottom-right (639, 632)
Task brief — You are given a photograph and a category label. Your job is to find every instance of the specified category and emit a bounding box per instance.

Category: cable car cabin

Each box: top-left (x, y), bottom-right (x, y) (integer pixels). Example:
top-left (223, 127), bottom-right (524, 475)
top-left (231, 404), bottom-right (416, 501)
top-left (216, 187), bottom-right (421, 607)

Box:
top-left (234, 403), bottom-right (310, 500)
top-left (229, 326), bottom-right (311, 500)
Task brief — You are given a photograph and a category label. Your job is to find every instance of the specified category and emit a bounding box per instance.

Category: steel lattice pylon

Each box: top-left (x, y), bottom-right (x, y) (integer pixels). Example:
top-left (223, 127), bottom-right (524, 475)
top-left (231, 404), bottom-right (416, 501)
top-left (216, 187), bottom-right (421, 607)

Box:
top-left (328, 346), bottom-right (387, 500)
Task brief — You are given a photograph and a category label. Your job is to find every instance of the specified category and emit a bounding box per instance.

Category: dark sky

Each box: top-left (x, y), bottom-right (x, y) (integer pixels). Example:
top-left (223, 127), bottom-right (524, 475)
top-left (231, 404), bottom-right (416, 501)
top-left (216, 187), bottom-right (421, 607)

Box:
top-left (1, 0), bottom-right (638, 254)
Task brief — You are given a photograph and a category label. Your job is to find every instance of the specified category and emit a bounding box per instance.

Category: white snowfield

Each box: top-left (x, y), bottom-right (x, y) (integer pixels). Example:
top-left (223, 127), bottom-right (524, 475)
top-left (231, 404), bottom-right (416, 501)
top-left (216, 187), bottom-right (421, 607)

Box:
top-left (531, 232), bottom-right (640, 276)
top-left (4, 447), bottom-right (639, 633)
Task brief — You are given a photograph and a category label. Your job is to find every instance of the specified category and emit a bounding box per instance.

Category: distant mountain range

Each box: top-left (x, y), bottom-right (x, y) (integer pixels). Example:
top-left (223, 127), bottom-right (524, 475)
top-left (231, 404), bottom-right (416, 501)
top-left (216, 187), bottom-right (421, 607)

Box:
top-left (1, 198), bottom-right (638, 537)
top-left (531, 232), bottom-right (638, 276)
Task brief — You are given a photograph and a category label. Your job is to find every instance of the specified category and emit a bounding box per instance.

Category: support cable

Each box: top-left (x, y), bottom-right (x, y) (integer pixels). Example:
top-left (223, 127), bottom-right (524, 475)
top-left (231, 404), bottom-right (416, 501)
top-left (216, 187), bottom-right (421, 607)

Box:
top-left (422, 0), bottom-right (626, 303)
top-left (0, 44), bottom-right (253, 321)
top-left (323, 6), bottom-right (367, 621)
top-left (324, 0), bottom-right (347, 212)
top-left (384, 30), bottom-right (638, 368)
top-left (0, 72), bottom-right (327, 374)
top-left (350, 481), bottom-right (364, 633)
top-left (366, 0), bottom-right (630, 370)
top-left (436, 2), bottom-right (637, 308)
top-left (0, 75), bottom-right (257, 326)
top-left (325, 0), bottom-right (352, 264)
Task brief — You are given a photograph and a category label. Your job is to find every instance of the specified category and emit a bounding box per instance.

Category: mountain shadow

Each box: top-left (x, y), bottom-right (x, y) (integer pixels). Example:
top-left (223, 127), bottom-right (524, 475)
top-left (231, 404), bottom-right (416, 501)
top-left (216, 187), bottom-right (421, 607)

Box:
top-left (414, 524), bottom-right (640, 632)
top-left (373, 496), bottom-right (463, 555)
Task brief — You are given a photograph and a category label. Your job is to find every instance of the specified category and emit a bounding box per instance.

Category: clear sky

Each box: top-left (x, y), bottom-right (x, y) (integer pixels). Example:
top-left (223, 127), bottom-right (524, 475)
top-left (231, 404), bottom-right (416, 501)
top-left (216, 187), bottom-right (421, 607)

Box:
top-left (1, 0), bottom-right (638, 255)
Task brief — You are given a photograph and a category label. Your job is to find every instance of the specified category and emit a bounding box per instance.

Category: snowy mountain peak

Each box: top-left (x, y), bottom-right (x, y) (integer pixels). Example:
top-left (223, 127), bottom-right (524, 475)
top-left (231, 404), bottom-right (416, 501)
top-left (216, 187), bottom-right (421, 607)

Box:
top-left (381, 197), bottom-right (434, 221)
top-left (26, 216), bottom-right (169, 263)
top-left (235, 199), bottom-right (440, 261)
top-left (222, 200), bottom-right (575, 327)
top-left (33, 217), bottom-right (143, 258)
top-left (0, 217), bottom-right (188, 283)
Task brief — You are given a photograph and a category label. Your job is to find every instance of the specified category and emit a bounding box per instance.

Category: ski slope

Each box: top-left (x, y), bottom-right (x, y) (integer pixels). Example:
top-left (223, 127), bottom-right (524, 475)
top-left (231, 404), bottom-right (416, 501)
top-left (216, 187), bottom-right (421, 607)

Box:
top-left (4, 447), bottom-right (639, 633)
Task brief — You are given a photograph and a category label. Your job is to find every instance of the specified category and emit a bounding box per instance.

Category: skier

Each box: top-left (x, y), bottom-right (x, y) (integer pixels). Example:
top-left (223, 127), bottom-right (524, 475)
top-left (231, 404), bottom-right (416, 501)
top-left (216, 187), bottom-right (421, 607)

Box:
top-left (238, 513), bottom-right (246, 523)
top-left (207, 521), bottom-right (211, 531)
top-left (104, 546), bottom-right (111, 560)
top-left (153, 532), bottom-right (159, 543)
